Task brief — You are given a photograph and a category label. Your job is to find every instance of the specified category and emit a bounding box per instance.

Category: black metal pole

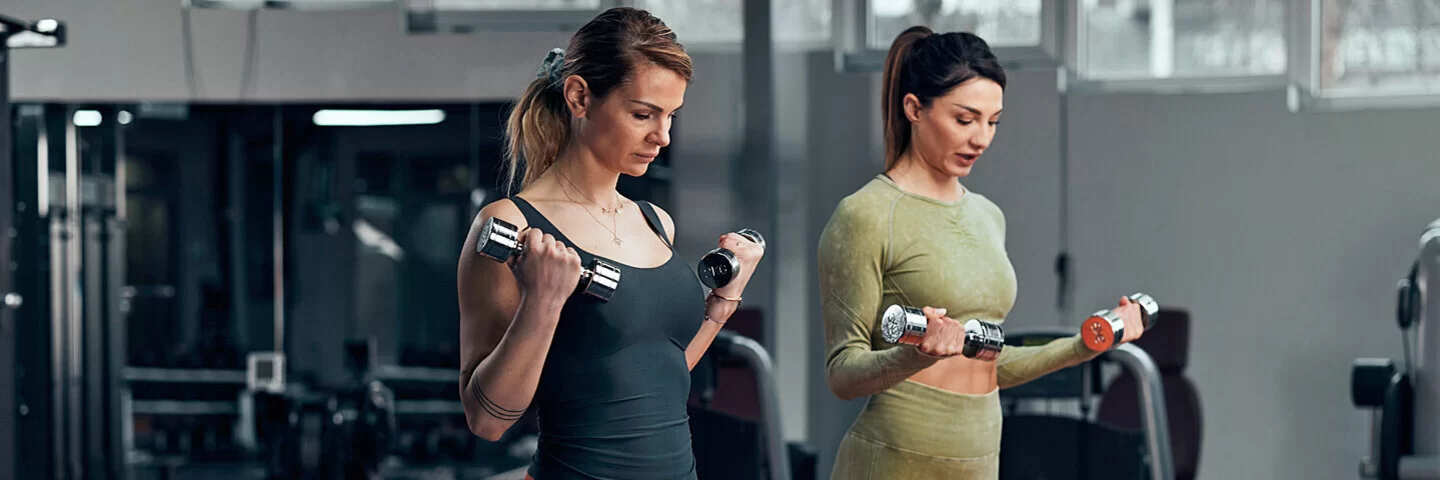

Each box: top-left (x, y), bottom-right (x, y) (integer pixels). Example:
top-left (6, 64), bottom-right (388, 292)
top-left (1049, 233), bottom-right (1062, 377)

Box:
top-left (0, 27), bottom-right (17, 480)
top-left (0, 13), bottom-right (31, 32)
top-left (0, 15), bottom-right (65, 479)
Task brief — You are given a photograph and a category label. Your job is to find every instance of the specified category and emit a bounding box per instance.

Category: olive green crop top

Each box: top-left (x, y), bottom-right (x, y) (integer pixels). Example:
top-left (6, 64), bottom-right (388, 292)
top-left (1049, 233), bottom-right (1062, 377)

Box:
top-left (817, 175), bottom-right (1099, 399)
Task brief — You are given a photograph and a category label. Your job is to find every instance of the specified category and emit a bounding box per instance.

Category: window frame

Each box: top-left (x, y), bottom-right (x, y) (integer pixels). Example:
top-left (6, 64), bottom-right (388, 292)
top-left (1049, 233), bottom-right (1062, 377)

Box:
top-left (1286, 0), bottom-right (1440, 112)
top-left (1060, 0), bottom-right (1290, 95)
top-left (404, 0), bottom-right (626, 35)
top-left (186, 0), bottom-right (397, 11)
top-left (832, 0), bottom-right (1061, 73)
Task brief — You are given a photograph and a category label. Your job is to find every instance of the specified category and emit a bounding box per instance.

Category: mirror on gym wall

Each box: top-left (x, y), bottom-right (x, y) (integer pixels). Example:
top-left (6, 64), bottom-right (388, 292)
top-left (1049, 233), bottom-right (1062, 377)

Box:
top-left (7, 101), bottom-right (674, 478)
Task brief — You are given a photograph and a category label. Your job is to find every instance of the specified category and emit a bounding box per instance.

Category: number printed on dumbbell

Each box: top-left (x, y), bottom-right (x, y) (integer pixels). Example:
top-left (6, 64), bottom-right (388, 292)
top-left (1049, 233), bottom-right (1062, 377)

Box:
top-left (878, 305), bottom-right (1005, 361)
top-left (696, 229), bottom-right (766, 289)
top-left (476, 217), bottom-right (622, 301)
top-left (1079, 292), bottom-right (1159, 352)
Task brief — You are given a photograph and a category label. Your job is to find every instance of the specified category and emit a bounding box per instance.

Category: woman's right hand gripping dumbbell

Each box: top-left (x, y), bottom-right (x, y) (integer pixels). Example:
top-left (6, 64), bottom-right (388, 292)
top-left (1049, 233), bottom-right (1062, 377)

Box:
top-left (511, 228), bottom-right (584, 308)
top-left (883, 306), bottom-right (1004, 360)
top-left (913, 307), bottom-right (972, 358)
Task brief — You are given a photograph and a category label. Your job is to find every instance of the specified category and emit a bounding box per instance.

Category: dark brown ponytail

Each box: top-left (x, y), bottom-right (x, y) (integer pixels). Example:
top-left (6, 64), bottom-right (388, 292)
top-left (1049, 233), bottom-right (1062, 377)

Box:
top-left (881, 26), bottom-right (935, 170)
top-left (880, 26), bottom-right (1007, 170)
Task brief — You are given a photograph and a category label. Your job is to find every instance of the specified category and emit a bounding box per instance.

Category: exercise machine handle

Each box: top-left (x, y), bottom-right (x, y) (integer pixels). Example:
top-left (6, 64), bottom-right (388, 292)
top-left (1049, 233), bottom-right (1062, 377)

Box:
top-left (713, 330), bottom-right (792, 480)
top-left (1105, 344), bottom-right (1176, 480)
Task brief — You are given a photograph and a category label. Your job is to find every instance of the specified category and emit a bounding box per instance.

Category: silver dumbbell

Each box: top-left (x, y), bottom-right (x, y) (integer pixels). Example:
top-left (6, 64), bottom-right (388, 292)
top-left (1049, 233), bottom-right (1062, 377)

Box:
top-left (1080, 292), bottom-right (1159, 352)
top-left (476, 217), bottom-right (621, 302)
top-left (696, 229), bottom-right (766, 289)
top-left (878, 305), bottom-right (1005, 361)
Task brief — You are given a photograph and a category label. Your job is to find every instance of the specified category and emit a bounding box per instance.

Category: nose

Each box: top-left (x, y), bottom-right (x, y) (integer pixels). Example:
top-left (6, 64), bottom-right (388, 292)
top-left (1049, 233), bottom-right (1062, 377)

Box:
top-left (969, 124), bottom-right (995, 152)
top-left (649, 119), bottom-right (671, 148)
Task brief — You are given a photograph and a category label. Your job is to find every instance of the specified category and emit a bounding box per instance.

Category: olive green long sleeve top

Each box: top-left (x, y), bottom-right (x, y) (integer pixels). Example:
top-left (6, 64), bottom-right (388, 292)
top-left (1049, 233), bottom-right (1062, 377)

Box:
top-left (818, 175), bottom-right (1099, 400)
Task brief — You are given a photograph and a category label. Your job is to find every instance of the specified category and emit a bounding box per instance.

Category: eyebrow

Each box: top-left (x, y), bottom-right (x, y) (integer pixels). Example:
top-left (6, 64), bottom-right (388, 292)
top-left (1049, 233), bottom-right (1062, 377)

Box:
top-left (954, 104), bottom-right (1002, 116)
top-left (630, 100), bottom-right (683, 113)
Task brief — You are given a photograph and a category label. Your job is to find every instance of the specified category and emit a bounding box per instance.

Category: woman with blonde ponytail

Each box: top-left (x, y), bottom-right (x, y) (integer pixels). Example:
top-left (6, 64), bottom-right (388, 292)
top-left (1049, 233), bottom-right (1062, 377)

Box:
top-left (456, 7), bottom-right (765, 480)
top-left (816, 26), bottom-right (1146, 479)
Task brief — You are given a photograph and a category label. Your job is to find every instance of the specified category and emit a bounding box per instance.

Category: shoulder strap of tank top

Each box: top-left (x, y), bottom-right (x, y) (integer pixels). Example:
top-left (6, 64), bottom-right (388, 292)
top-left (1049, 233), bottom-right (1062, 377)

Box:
top-left (634, 201), bottom-right (674, 250)
top-left (506, 196), bottom-right (551, 232)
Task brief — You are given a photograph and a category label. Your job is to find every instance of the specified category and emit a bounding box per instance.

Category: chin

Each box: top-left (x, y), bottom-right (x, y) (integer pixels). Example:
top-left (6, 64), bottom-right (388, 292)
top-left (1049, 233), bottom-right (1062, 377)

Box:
top-left (948, 164), bottom-right (974, 178)
top-left (623, 162), bottom-right (650, 178)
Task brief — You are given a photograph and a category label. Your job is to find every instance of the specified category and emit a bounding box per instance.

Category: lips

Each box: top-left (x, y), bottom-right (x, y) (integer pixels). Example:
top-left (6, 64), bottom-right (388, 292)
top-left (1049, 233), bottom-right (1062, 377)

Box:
top-left (634, 153), bottom-right (658, 160)
top-left (956, 153), bottom-right (979, 164)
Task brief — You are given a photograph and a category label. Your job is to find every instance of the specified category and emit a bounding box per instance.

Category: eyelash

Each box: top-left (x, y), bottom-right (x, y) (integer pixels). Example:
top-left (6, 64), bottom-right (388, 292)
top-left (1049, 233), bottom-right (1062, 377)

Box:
top-left (634, 113), bottom-right (678, 121)
top-left (958, 119), bottom-right (1001, 126)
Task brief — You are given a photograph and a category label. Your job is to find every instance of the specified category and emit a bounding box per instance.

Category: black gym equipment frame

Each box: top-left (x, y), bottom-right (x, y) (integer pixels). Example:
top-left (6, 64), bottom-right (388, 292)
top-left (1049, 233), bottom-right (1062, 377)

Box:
top-left (1, 13), bottom-right (65, 480)
top-left (11, 102), bottom-right (129, 480)
top-left (1352, 219), bottom-right (1440, 480)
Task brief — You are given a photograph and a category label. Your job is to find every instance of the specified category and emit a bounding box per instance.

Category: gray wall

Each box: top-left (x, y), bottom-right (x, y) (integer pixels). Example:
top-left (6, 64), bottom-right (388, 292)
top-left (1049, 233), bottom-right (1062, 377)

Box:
top-left (12, 1), bottom-right (1440, 479)
top-left (799, 50), bottom-right (880, 477)
top-left (1064, 90), bottom-right (1440, 480)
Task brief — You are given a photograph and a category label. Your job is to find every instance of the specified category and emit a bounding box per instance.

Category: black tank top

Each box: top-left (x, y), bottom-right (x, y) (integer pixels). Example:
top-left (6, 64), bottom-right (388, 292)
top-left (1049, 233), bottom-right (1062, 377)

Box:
top-left (509, 196), bottom-right (705, 480)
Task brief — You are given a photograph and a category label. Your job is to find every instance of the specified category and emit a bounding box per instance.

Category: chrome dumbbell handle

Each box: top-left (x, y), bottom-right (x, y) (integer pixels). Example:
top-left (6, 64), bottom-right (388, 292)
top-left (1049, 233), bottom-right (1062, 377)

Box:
top-left (961, 319), bottom-right (1004, 361)
top-left (1129, 293), bottom-right (1159, 328)
top-left (879, 305), bottom-right (1004, 360)
top-left (476, 216), bottom-right (525, 262)
top-left (576, 259), bottom-right (622, 300)
top-left (476, 217), bottom-right (621, 301)
top-left (1081, 292), bottom-right (1160, 352)
top-left (735, 229), bottom-right (765, 251)
top-left (880, 305), bottom-right (928, 347)
top-left (696, 229), bottom-right (766, 289)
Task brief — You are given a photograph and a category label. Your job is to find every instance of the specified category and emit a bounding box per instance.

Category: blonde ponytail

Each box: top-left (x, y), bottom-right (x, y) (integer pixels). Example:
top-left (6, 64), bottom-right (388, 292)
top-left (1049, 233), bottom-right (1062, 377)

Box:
top-left (503, 73), bottom-right (570, 194)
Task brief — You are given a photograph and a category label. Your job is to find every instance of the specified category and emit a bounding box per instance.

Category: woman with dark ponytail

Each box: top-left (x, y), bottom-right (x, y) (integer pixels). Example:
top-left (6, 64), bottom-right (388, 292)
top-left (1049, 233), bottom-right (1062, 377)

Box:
top-left (457, 8), bottom-right (764, 479)
top-left (816, 26), bottom-right (1146, 478)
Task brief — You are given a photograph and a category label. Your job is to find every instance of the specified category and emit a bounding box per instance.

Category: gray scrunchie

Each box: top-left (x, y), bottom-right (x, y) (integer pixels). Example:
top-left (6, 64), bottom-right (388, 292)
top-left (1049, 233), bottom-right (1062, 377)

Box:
top-left (537, 47), bottom-right (566, 87)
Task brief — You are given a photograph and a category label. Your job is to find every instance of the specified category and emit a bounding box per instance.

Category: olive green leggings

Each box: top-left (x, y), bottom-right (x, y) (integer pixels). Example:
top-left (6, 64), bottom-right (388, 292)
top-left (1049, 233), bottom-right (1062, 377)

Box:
top-left (830, 380), bottom-right (1002, 480)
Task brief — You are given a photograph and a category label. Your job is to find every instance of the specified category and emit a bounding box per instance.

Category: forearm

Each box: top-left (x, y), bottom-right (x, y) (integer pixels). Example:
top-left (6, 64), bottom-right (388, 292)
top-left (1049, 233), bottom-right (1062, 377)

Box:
top-left (685, 295), bottom-right (739, 371)
top-left (825, 345), bottom-right (940, 401)
top-left (995, 335), bottom-right (1099, 389)
top-left (686, 319), bottom-right (724, 371)
top-left (462, 297), bottom-right (563, 440)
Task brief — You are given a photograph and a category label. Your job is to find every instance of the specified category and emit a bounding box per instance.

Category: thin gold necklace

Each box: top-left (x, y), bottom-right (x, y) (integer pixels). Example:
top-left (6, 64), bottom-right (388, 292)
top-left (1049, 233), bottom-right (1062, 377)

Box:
top-left (556, 170), bottom-right (626, 247)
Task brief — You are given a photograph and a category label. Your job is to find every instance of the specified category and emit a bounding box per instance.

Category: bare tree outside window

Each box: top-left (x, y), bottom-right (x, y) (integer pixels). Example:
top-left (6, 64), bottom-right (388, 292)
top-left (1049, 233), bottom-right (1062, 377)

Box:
top-left (637, 0), bottom-right (830, 46)
top-left (427, 0), bottom-right (602, 8)
top-left (868, 0), bottom-right (1043, 50)
top-left (1323, 0), bottom-right (1440, 93)
top-left (1079, 0), bottom-right (1286, 80)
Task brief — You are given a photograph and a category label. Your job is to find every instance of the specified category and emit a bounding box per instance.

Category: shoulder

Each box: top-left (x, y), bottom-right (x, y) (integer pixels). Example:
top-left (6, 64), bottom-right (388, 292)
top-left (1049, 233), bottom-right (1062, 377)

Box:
top-left (965, 191), bottom-right (1005, 229)
top-left (961, 188), bottom-right (1008, 232)
top-left (459, 198), bottom-right (529, 286)
top-left (463, 198), bottom-right (528, 263)
top-left (820, 180), bottom-right (899, 248)
top-left (476, 197), bottom-right (528, 231)
top-left (831, 179), bottom-right (902, 225)
top-left (639, 200), bottom-right (676, 243)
